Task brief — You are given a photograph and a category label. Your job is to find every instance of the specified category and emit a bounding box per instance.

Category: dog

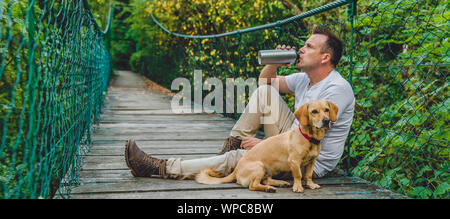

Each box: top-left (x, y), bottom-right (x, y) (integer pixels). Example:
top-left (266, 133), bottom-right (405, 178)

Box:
top-left (196, 99), bottom-right (338, 193)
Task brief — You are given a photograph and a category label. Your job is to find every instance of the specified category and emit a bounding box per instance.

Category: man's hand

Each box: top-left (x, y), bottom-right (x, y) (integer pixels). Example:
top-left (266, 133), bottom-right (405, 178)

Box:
top-left (240, 137), bottom-right (263, 150)
top-left (259, 44), bottom-right (297, 88)
top-left (273, 44), bottom-right (297, 67)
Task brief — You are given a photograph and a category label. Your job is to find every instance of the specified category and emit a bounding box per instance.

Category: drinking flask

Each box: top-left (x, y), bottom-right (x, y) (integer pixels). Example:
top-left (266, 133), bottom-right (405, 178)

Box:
top-left (258, 50), bottom-right (300, 65)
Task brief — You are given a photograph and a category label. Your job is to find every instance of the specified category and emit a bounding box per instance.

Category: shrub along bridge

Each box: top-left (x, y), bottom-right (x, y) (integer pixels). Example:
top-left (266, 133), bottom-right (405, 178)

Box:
top-left (0, 0), bottom-right (447, 199)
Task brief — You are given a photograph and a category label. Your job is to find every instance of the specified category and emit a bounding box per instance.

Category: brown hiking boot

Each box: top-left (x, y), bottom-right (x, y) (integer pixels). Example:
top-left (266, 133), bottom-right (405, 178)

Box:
top-left (218, 136), bottom-right (242, 155)
top-left (124, 139), bottom-right (167, 178)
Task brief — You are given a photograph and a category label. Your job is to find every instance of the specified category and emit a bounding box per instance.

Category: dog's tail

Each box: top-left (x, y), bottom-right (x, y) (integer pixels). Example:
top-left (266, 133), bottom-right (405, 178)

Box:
top-left (195, 168), bottom-right (236, 184)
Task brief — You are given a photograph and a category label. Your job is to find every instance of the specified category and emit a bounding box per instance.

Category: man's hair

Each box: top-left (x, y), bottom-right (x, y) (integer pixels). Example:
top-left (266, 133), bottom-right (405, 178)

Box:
top-left (312, 26), bottom-right (343, 67)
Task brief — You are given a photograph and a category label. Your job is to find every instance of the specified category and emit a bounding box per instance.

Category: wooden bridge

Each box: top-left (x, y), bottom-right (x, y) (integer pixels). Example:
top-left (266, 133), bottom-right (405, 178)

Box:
top-left (69, 70), bottom-right (406, 199)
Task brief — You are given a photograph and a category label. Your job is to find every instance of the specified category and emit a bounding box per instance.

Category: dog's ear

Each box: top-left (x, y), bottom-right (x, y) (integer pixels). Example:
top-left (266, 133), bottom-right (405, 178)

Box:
top-left (328, 101), bottom-right (339, 122)
top-left (294, 103), bottom-right (309, 126)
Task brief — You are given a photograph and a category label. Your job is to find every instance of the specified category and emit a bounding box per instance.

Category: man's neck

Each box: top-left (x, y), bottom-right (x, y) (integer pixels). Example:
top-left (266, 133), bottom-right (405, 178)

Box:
top-left (305, 66), bottom-right (334, 87)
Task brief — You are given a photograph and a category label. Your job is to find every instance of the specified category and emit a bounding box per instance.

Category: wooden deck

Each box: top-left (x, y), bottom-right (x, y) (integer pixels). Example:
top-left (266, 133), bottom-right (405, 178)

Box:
top-left (69, 70), bottom-right (406, 199)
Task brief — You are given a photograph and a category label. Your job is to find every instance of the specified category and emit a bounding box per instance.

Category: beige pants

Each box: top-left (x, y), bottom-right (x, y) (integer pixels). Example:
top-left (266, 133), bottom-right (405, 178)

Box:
top-left (165, 85), bottom-right (296, 179)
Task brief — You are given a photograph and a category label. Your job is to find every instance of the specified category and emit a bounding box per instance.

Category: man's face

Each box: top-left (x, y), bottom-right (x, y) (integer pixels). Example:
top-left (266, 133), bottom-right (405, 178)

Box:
top-left (296, 34), bottom-right (328, 71)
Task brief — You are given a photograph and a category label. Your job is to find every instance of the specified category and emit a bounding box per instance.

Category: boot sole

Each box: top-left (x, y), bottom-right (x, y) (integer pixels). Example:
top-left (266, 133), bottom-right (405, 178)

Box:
top-left (124, 140), bottom-right (131, 168)
top-left (124, 139), bottom-right (138, 177)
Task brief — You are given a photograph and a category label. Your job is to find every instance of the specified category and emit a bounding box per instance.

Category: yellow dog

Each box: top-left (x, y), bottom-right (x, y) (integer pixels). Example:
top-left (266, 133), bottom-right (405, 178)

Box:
top-left (196, 100), bottom-right (338, 193)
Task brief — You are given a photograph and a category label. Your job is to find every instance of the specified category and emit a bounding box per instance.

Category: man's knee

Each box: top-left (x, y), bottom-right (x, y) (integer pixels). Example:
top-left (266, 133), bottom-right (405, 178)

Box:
top-left (217, 149), bottom-right (247, 175)
top-left (254, 84), bottom-right (280, 97)
top-left (249, 85), bottom-right (282, 110)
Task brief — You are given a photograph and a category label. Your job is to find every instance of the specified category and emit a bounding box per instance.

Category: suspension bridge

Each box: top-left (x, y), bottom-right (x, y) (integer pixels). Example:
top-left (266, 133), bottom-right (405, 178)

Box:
top-left (1, 0), bottom-right (447, 199)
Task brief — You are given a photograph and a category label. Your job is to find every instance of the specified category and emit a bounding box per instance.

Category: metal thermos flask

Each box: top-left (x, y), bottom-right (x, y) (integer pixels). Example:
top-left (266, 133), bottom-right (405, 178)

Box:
top-left (258, 50), bottom-right (300, 65)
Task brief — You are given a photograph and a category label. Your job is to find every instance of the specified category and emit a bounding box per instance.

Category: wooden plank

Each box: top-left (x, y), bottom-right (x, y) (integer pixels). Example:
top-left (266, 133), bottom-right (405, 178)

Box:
top-left (99, 115), bottom-right (236, 122)
top-left (102, 109), bottom-right (227, 116)
top-left (92, 132), bottom-right (229, 141)
top-left (72, 177), bottom-right (241, 194)
top-left (72, 176), bottom-right (367, 193)
top-left (78, 169), bottom-right (368, 186)
top-left (96, 123), bottom-right (234, 129)
top-left (93, 130), bottom-right (231, 136)
top-left (101, 113), bottom-right (233, 118)
top-left (99, 120), bottom-right (236, 125)
top-left (70, 182), bottom-right (403, 199)
top-left (79, 169), bottom-right (132, 181)
top-left (91, 140), bottom-right (226, 147)
top-left (88, 147), bottom-right (221, 156)
top-left (93, 127), bottom-right (233, 135)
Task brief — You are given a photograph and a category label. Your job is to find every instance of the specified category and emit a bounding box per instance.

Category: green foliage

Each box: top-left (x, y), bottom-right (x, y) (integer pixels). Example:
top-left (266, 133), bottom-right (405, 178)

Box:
top-left (122, 0), bottom-right (297, 88)
top-left (347, 0), bottom-right (449, 199)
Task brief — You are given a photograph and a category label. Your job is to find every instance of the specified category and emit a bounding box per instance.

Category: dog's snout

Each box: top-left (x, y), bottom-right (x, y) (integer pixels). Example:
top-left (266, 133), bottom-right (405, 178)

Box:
top-left (322, 118), bottom-right (330, 127)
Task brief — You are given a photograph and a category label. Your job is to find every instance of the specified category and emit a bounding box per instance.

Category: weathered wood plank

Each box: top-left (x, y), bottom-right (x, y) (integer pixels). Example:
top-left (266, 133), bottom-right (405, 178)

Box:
top-left (101, 113), bottom-right (233, 119)
top-left (91, 140), bottom-right (226, 147)
top-left (87, 147), bottom-right (221, 156)
top-left (72, 177), bottom-right (241, 194)
top-left (92, 132), bottom-right (230, 141)
top-left (78, 169), bottom-right (367, 186)
top-left (70, 183), bottom-right (403, 199)
top-left (93, 128), bottom-right (234, 136)
top-left (96, 123), bottom-right (234, 129)
top-left (72, 176), bottom-right (367, 193)
top-left (102, 109), bottom-right (228, 116)
top-left (99, 119), bottom-right (236, 125)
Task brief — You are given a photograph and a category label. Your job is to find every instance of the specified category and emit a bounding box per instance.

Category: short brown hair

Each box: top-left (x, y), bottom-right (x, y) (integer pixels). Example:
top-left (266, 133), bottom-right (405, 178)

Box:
top-left (312, 26), bottom-right (343, 67)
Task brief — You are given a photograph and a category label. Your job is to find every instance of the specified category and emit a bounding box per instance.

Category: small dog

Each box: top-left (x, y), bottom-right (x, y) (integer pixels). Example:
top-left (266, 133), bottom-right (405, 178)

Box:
top-left (196, 100), bottom-right (338, 193)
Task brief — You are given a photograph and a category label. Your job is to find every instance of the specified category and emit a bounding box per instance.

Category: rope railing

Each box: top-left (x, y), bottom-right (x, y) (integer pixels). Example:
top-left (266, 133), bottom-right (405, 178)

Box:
top-left (150, 0), bottom-right (351, 39)
top-left (0, 0), bottom-right (112, 199)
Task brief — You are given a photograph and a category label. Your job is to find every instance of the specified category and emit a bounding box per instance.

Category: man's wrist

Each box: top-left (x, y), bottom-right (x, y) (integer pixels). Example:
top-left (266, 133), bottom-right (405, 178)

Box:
top-left (265, 64), bottom-right (281, 70)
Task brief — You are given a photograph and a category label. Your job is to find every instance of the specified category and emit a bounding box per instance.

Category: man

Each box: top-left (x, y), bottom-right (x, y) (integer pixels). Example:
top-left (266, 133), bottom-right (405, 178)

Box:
top-left (125, 26), bottom-right (355, 179)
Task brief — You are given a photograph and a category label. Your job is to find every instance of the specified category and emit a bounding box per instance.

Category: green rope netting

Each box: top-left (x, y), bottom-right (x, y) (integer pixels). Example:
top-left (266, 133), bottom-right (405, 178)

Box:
top-left (147, 0), bottom-right (448, 198)
top-left (0, 0), bottom-right (111, 198)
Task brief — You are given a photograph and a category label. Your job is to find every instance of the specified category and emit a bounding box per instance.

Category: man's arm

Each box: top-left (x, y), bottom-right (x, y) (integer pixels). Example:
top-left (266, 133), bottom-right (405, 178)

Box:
top-left (258, 65), bottom-right (293, 94)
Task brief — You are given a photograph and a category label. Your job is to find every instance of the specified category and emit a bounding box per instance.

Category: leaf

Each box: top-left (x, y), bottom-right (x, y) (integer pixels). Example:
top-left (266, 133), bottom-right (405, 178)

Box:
top-left (433, 182), bottom-right (449, 197)
top-left (417, 166), bottom-right (432, 178)
top-left (410, 186), bottom-right (432, 199)
top-left (398, 177), bottom-right (410, 187)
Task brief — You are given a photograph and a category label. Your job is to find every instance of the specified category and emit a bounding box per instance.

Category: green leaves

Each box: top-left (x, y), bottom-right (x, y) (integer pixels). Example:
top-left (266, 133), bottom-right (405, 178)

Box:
top-left (348, 0), bottom-right (448, 199)
top-left (410, 187), bottom-right (433, 199)
top-left (434, 182), bottom-right (450, 198)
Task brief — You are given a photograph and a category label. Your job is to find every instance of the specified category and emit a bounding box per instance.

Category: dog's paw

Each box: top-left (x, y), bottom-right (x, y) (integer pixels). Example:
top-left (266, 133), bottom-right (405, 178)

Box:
top-left (278, 181), bottom-right (292, 188)
top-left (292, 184), bottom-right (304, 193)
top-left (307, 183), bottom-right (321, 190)
top-left (266, 186), bottom-right (277, 193)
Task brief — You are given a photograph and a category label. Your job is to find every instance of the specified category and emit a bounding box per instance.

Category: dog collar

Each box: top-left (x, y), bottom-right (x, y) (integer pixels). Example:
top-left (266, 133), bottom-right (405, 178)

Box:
top-left (298, 126), bottom-right (321, 145)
